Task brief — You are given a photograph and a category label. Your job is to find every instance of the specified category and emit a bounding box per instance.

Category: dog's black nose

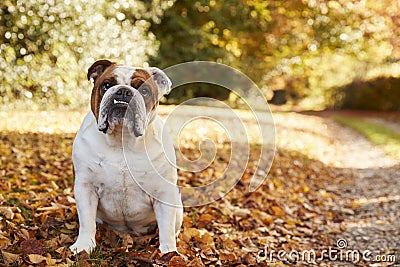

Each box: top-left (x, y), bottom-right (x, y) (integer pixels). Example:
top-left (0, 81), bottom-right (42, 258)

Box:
top-left (116, 87), bottom-right (133, 98)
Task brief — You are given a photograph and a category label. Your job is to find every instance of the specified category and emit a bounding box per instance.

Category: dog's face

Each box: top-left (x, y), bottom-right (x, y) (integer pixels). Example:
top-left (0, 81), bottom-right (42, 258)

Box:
top-left (88, 60), bottom-right (171, 136)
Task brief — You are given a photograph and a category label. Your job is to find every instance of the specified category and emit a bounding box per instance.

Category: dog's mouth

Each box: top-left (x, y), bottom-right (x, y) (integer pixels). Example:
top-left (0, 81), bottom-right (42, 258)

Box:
top-left (97, 86), bottom-right (147, 137)
top-left (113, 99), bottom-right (129, 106)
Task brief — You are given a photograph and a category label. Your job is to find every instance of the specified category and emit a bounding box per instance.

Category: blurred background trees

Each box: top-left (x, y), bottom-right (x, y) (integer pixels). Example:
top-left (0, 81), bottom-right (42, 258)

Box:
top-left (1, 0), bottom-right (399, 111)
top-left (0, 0), bottom-right (165, 109)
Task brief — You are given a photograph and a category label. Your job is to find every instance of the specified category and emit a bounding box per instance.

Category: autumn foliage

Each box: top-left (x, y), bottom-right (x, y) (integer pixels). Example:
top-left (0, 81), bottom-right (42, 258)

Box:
top-left (0, 111), bottom-right (356, 266)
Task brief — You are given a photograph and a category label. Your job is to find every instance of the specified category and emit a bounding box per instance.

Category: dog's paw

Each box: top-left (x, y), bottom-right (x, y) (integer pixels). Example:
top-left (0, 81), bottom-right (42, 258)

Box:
top-left (70, 240), bottom-right (96, 255)
top-left (159, 243), bottom-right (177, 254)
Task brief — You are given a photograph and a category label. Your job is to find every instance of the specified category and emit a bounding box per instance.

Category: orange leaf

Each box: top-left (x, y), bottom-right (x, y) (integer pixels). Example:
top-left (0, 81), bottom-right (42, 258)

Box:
top-left (271, 206), bottom-right (285, 216)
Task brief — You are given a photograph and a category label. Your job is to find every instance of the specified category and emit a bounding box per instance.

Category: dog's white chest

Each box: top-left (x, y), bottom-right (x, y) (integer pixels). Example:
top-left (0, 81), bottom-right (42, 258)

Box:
top-left (72, 115), bottom-right (167, 234)
top-left (92, 150), bottom-right (157, 234)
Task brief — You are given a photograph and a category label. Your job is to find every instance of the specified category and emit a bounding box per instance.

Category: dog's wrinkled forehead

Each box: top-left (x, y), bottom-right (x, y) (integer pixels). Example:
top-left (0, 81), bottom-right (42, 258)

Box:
top-left (113, 66), bottom-right (150, 86)
top-left (97, 65), bottom-right (155, 89)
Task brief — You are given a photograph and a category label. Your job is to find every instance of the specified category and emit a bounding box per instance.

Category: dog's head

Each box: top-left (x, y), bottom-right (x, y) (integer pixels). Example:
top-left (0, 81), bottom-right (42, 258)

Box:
top-left (88, 60), bottom-right (171, 137)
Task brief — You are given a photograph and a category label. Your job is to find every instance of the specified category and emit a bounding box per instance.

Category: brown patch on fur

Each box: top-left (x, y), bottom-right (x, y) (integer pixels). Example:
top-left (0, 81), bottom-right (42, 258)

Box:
top-left (90, 64), bottom-right (118, 122)
top-left (131, 70), bottom-right (158, 112)
top-left (87, 60), bottom-right (114, 81)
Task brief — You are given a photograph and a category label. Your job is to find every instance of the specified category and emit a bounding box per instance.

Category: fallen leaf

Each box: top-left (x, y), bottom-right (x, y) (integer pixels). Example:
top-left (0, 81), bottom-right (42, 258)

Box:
top-left (1, 251), bottom-right (21, 264)
top-left (181, 228), bottom-right (200, 243)
top-left (0, 234), bottom-right (11, 249)
top-left (45, 253), bottom-right (58, 265)
top-left (21, 238), bottom-right (45, 256)
top-left (158, 251), bottom-right (182, 266)
top-left (0, 207), bottom-right (14, 220)
top-left (28, 253), bottom-right (47, 264)
top-left (218, 249), bottom-right (237, 262)
top-left (271, 206), bottom-right (285, 216)
top-left (197, 213), bottom-right (213, 228)
top-left (168, 255), bottom-right (187, 267)
top-left (187, 257), bottom-right (205, 267)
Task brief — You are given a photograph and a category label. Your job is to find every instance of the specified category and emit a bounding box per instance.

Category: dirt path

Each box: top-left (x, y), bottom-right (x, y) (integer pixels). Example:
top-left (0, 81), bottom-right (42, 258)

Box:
top-left (162, 107), bottom-right (400, 265)
top-left (274, 112), bottom-right (400, 266)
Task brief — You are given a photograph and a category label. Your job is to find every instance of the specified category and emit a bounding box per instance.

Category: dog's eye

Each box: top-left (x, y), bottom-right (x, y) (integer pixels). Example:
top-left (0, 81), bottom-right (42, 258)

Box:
top-left (139, 85), bottom-right (151, 97)
top-left (101, 81), bottom-right (114, 91)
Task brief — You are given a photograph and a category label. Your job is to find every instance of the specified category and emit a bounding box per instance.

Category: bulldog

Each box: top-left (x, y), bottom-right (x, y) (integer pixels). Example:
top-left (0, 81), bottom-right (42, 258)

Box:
top-left (70, 59), bottom-right (183, 254)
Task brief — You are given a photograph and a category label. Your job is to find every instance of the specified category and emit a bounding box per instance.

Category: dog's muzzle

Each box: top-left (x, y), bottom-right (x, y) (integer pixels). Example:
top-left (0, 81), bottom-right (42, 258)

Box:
top-left (98, 85), bottom-right (146, 137)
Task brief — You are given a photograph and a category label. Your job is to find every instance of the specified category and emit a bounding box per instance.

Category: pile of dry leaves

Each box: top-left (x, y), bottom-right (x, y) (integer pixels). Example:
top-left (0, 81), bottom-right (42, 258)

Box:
top-left (0, 125), bottom-right (349, 266)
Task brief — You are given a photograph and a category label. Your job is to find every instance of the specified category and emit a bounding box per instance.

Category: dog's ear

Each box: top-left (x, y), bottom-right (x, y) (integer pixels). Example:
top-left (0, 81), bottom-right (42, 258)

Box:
top-left (148, 67), bottom-right (172, 97)
top-left (87, 60), bottom-right (114, 82)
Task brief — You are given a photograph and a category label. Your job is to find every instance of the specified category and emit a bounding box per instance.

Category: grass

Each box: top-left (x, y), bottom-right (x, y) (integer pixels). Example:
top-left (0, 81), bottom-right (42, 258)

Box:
top-left (334, 115), bottom-right (400, 159)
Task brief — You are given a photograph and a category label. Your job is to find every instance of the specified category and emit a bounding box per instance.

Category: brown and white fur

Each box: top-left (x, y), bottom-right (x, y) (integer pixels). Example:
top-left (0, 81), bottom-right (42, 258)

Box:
top-left (70, 60), bottom-right (183, 254)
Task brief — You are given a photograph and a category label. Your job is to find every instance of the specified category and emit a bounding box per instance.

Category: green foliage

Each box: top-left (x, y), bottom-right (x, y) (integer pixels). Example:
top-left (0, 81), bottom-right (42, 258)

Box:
top-left (151, 0), bottom-right (280, 82)
top-left (1, 0), bottom-right (400, 110)
top-left (0, 0), bottom-right (167, 110)
top-left (150, 0), bottom-right (268, 103)
top-left (334, 116), bottom-right (400, 158)
top-left (151, 0), bottom-right (400, 108)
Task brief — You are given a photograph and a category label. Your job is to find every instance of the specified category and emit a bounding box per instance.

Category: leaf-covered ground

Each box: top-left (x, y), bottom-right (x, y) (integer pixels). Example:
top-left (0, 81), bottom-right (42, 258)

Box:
top-left (0, 109), bottom-right (399, 266)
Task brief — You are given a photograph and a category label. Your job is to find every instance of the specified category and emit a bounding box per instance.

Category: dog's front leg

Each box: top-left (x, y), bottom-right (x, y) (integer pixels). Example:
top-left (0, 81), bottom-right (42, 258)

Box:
top-left (70, 182), bottom-right (99, 254)
top-left (153, 199), bottom-right (180, 253)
